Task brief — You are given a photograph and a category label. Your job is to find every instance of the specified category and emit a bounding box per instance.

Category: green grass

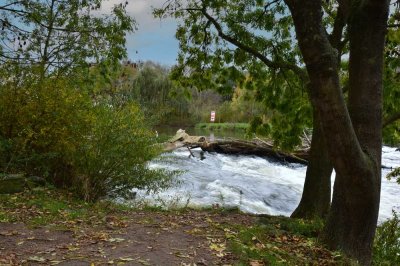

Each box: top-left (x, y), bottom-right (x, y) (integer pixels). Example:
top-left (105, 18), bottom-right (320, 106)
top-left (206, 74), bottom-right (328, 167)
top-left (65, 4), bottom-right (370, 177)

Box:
top-left (195, 122), bottom-right (249, 131)
top-left (0, 187), bottom-right (133, 227)
top-left (0, 187), bottom-right (243, 227)
top-left (218, 215), bottom-right (355, 265)
top-left (258, 215), bottom-right (324, 238)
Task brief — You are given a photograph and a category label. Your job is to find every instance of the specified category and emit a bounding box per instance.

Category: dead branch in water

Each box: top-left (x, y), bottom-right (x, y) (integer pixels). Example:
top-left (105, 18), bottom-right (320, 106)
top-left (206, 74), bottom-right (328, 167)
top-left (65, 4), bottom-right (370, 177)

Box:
top-left (163, 129), bottom-right (309, 165)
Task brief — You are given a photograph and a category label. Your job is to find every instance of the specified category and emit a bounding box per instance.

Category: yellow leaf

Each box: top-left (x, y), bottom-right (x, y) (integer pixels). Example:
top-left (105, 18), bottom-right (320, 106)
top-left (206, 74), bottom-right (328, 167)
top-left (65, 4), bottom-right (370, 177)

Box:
top-left (67, 245), bottom-right (80, 251)
top-left (108, 237), bottom-right (125, 243)
top-left (119, 257), bottom-right (135, 262)
top-left (174, 252), bottom-right (190, 258)
top-left (249, 260), bottom-right (264, 266)
top-left (28, 256), bottom-right (46, 263)
top-left (209, 242), bottom-right (226, 253)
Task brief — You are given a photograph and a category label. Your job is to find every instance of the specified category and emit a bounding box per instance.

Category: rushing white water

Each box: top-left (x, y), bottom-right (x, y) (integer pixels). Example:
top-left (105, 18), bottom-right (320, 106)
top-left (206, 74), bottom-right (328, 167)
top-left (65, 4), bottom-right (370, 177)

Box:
top-left (134, 146), bottom-right (400, 223)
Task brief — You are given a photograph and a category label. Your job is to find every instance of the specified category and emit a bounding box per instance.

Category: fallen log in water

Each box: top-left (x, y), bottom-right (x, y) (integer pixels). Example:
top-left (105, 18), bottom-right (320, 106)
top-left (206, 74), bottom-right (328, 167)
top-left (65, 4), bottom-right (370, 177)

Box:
top-left (200, 139), bottom-right (308, 165)
top-left (163, 129), bottom-right (309, 165)
top-left (163, 129), bottom-right (206, 152)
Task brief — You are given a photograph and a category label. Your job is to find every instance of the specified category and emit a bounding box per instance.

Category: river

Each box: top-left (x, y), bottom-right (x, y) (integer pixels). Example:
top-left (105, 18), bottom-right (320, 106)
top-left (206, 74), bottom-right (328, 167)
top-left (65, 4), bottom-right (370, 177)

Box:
top-left (134, 129), bottom-right (400, 223)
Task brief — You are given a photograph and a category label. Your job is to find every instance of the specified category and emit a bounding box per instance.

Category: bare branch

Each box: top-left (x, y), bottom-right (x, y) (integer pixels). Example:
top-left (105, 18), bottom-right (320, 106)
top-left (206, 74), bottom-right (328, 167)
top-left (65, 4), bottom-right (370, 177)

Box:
top-left (0, 1), bottom-right (24, 10)
top-left (328, 1), bottom-right (350, 63)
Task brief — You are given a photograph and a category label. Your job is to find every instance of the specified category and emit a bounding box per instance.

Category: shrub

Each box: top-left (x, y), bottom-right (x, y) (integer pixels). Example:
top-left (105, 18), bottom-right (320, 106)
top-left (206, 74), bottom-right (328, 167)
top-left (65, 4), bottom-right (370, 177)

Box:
top-left (373, 210), bottom-right (400, 265)
top-left (71, 103), bottom-right (172, 202)
top-left (0, 76), bottom-right (90, 179)
top-left (0, 74), bottom-right (172, 202)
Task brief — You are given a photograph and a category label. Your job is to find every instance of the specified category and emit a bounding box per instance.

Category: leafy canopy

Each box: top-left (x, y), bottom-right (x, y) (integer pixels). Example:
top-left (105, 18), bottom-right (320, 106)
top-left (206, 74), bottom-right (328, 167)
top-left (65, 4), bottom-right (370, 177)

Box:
top-left (155, 0), bottom-right (400, 148)
top-left (154, 0), bottom-right (311, 149)
top-left (0, 0), bottom-right (134, 76)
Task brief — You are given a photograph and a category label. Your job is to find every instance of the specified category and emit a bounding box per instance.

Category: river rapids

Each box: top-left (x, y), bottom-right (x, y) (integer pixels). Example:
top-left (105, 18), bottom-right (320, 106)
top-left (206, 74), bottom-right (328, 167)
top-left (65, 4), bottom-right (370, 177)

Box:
top-left (133, 146), bottom-right (400, 223)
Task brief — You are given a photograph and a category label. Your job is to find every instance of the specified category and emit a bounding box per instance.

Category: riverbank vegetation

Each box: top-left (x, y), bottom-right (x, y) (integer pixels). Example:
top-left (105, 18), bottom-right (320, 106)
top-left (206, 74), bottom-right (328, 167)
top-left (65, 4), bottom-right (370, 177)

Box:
top-left (195, 122), bottom-right (249, 132)
top-left (0, 71), bottom-right (172, 202)
top-left (1, 0), bottom-right (400, 265)
top-left (0, 1), bottom-right (171, 202)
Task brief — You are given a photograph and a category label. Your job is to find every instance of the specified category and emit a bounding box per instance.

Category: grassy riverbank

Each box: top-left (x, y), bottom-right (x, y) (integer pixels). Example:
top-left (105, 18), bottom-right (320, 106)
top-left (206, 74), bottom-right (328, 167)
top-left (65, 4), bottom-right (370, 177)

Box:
top-left (0, 187), bottom-right (355, 265)
top-left (195, 122), bottom-right (249, 132)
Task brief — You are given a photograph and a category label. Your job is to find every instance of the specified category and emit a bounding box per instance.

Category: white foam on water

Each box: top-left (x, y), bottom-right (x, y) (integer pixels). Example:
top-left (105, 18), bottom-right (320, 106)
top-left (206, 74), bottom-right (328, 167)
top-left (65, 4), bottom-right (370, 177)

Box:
top-left (134, 146), bottom-right (400, 223)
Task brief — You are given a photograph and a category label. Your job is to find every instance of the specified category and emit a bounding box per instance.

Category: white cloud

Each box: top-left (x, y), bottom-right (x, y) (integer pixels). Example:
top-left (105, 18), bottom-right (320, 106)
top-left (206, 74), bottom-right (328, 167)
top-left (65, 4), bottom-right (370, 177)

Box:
top-left (101, 0), bottom-right (173, 30)
top-left (99, 0), bottom-right (179, 65)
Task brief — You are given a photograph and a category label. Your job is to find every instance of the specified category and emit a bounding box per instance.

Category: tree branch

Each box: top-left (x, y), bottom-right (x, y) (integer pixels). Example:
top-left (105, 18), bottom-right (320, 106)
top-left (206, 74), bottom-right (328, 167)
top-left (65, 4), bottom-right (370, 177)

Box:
top-left (200, 7), bottom-right (308, 82)
top-left (257, 0), bottom-right (282, 21)
top-left (0, 1), bottom-right (24, 10)
top-left (0, 2), bottom-right (96, 34)
top-left (0, 6), bottom-right (27, 15)
top-left (328, 1), bottom-right (350, 63)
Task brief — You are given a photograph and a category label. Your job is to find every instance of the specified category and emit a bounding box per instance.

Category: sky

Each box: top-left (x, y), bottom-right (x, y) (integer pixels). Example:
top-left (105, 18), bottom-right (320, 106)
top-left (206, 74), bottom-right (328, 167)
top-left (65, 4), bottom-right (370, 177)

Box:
top-left (102, 0), bottom-right (179, 66)
top-left (0, 0), bottom-right (180, 66)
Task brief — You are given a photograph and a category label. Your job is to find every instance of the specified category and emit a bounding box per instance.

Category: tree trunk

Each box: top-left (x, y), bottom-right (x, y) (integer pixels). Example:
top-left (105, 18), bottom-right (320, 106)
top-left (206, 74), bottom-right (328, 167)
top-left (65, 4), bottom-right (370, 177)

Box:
top-left (292, 2), bottom-right (348, 221)
top-left (285, 0), bottom-right (389, 264)
top-left (291, 110), bottom-right (332, 219)
top-left (321, 1), bottom-right (389, 264)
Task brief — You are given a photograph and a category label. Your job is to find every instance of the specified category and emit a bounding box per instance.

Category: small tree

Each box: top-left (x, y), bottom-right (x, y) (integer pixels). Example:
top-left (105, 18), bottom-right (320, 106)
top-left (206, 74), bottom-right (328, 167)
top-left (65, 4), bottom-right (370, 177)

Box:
top-left (0, 0), bottom-right (134, 77)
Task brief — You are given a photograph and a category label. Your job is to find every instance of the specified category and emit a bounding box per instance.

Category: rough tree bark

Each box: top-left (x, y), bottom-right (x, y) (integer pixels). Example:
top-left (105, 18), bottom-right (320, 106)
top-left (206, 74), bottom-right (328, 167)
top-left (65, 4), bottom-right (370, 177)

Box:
top-left (285, 0), bottom-right (389, 264)
top-left (291, 110), bottom-right (332, 219)
top-left (291, 2), bottom-right (348, 220)
top-left (321, 1), bottom-right (389, 264)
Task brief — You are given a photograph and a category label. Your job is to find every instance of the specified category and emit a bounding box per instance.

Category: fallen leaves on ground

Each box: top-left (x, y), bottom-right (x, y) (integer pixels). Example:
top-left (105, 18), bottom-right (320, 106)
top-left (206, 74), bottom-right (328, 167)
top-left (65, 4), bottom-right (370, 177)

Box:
top-left (0, 253), bottom-right (19, 265)
top-left (0, 188), bottom-right (352, 265)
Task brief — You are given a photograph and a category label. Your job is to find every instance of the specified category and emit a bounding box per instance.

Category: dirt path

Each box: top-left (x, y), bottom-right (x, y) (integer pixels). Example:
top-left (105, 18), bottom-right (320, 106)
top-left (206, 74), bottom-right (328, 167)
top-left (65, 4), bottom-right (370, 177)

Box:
top-left (0, 189), bottom-right (352, 265)
top-left (0, 210), bottom-right (254, 266)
